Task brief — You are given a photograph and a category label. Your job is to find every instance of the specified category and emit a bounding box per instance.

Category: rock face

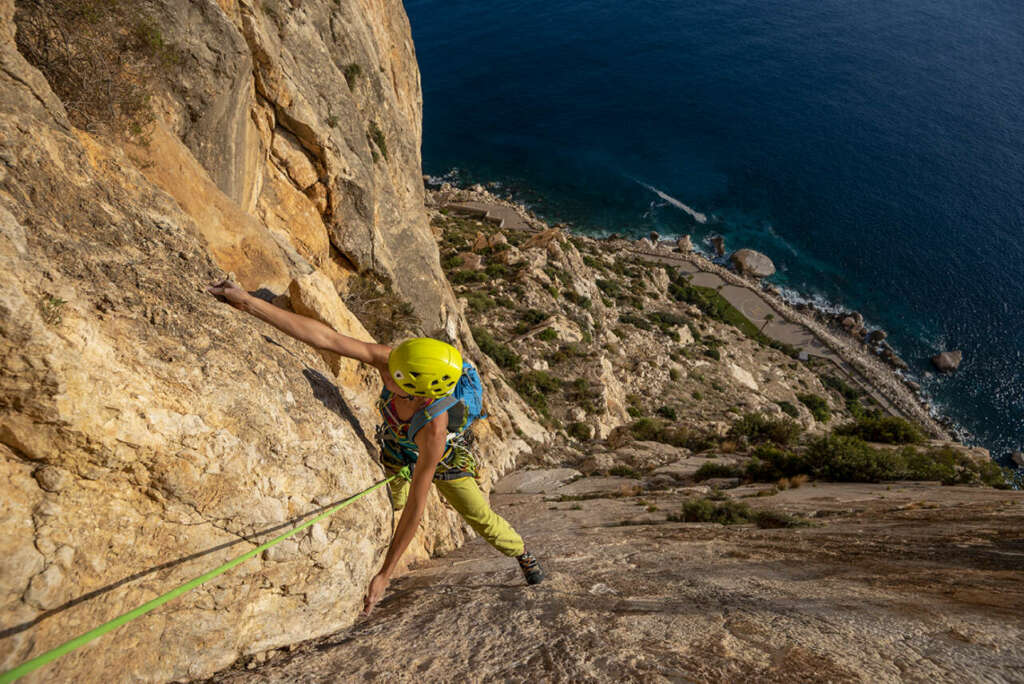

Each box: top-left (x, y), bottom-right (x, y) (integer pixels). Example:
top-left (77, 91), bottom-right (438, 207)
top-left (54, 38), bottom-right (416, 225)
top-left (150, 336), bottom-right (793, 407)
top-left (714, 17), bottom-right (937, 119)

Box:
top-left (730, 249), bottom-right (776, 278)
top-left (932, 350), bottom-right (963, 373)
top-left (12, 0), bottom-right (454, 332)
top-left (0, 2), bottom-right (542, 681)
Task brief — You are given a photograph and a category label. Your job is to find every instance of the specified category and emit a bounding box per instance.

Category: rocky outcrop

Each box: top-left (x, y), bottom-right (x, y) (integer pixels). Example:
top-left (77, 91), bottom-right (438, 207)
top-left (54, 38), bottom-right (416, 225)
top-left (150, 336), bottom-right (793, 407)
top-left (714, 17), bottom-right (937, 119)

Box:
top-left (0, 2), bottom-right (544, 680)
top-left (932, 350), bottom-right (963, 373)
top-left (730, 248), bottom-right (776, 278)
top-left (13, 0), bottom-right (454, 333)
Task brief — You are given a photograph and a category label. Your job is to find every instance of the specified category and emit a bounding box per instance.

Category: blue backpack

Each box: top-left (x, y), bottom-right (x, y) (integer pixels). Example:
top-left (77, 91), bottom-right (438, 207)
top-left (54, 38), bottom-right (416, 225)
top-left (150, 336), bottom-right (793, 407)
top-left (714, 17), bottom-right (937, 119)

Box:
top-left (407, 361), bottom-right (485, 442)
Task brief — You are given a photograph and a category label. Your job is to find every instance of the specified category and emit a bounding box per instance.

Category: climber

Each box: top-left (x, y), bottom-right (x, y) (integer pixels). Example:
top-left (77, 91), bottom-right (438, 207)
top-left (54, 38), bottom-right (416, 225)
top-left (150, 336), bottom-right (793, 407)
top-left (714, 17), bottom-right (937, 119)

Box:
top-left (207, 279), bottom-right (544, 616)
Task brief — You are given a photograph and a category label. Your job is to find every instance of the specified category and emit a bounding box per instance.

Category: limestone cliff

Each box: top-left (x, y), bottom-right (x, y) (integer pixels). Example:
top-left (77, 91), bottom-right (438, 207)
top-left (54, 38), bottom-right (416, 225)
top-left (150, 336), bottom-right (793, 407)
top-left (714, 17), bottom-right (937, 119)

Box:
top-left (0, 0), bottom-right (542, 681)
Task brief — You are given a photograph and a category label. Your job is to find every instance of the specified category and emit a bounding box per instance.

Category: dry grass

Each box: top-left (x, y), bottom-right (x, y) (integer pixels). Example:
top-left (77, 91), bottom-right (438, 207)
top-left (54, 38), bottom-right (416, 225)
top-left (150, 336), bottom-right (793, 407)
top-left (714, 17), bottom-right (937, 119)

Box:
top-left (14, 0), bottom-right (181, 138)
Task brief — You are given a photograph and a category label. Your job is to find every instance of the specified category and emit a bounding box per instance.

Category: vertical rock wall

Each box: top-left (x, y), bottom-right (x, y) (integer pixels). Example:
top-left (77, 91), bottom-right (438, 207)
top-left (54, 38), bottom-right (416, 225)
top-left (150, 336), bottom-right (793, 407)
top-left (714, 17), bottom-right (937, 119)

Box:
top-left (0, 0), bottom-right (544, 681)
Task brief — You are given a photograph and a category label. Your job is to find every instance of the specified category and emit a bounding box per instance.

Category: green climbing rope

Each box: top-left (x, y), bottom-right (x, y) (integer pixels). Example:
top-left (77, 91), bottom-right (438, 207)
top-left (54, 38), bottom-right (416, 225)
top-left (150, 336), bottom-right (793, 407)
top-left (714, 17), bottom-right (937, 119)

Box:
top-left (0, 468), bottom-right (406, 684)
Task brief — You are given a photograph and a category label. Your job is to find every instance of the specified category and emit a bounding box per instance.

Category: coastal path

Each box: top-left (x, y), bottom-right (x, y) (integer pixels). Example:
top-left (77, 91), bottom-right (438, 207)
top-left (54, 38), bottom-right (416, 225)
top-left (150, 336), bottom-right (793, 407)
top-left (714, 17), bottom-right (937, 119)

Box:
top-left (444, 201), bottom-right (533, 231)
top-left (628, 250), bottom-right (907, 419)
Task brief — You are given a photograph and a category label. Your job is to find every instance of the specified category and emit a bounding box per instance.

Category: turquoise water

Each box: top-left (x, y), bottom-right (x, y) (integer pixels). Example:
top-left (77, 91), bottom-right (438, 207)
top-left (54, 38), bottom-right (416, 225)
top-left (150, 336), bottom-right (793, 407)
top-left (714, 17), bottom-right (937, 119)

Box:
top-left (406, 0), bottom-right (1024, 460)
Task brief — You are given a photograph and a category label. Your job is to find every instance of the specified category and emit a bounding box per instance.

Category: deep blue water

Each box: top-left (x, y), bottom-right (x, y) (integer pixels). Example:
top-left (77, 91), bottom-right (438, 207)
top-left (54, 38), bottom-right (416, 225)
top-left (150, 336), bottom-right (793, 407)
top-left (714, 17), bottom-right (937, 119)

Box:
top-left (405, 0), bottom-right (1024, 459)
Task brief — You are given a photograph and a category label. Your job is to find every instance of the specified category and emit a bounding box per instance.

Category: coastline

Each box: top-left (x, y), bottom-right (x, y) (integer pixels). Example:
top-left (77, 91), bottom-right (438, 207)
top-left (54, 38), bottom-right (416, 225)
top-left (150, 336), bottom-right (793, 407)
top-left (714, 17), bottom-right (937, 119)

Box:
top-left (428, 180), bottom-right (955, 443)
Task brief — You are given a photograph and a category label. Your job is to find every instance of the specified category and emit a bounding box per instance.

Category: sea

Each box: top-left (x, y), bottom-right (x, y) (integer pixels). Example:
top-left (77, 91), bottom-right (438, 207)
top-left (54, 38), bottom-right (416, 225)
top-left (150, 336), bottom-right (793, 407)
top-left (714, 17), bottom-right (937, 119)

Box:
top-left (404, 0), bottom-right (1024, 462)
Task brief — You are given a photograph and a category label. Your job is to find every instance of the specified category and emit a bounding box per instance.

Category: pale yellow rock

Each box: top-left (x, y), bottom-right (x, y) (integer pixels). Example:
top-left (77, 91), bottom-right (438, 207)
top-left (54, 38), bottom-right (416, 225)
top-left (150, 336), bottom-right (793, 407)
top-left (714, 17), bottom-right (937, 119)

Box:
top-left (258, 158), bottom-right (331, 267)
top-left (728, 362), bottom-right (760, 392)
top-left (270, 128), bottom-right (320, 190)
top-left (124, 122), bottom-right (291, 292)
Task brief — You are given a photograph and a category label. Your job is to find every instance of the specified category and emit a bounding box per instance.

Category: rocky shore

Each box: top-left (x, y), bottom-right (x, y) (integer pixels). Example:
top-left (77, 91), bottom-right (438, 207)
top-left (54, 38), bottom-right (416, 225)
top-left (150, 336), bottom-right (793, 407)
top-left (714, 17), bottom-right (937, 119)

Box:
top-left (429, 181), bottom-right (952, 443)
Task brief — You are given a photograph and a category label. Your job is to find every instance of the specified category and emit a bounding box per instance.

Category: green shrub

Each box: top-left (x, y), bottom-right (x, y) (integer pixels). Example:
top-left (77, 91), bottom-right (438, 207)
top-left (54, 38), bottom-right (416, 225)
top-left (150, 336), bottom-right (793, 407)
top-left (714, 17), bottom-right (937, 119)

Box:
top-left (511, 371), bottom-right (561, 420)
top-left (752, 510), bottom-right (813, 529)
top-left (550, 343), bottom-right (587, 365)
top-left (703, 347), bottom-right (721, 361)
top-left (562, 290), bottom-right (591, 308)
top-left (805, 436), bottom-right (900, 482)
top-left (728, 413), bottom-right (803, 446)
top-left (821, 375), bottom-right (862, 401)
top-left (833, 415), bottom-right (924, 444)
top-left (647, 311), bottom-right (689, 337)
top-left (744, 444), bottom-right (810, 481)
top-left (694, 462), bottom-right (743, 481)
top-left (899, 446), bottom-right (1011, 487)
top-left (461, 291), bottom-right (494, 313)
top-left (619, 312), bottom-right (652, 331)
top-left (669, 368), bottom-right (682, 382)
top-left (776, 401), bottom-right (799, 418)
top-left (519, 308), bottom-right (550, 325)
top-left (441, 254), bottom-right (464, 270)
top-left (343, 62), bottom-right (362, 89)
top-left (797, 393), bottom-right (831, 422)
top-left (472, 326), bottom-right (520, 371)
top-left (629, 418), bottom-right (715, 451)
top-left (568, 421), bottom-right (593, 441)
top-left (596, 279), bottom-right (623, 298)
top-left (565, 377), bottom-right (601, 412)
top-left (485, 262), bottom-right (517, 279)
top-left (655, 405), bottom-right (678, 420)
top-left (537, 327), bottom-right (558, 342)
top-left (674, 498), bottom-right (752, 525)
top-left (609, 465), bottom-right (641, 478)
top-left (451, 270), bottom-right (488, 284)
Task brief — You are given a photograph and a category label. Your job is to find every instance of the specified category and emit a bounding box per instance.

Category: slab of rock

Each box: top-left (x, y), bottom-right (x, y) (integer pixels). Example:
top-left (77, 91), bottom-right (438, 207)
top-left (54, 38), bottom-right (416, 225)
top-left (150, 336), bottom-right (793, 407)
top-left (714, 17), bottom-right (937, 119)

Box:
top-left (711, 235), bottom-right (726, 257)
top-left (456, 252), bottom-right (484, 270)
top-left (493, 468), bottom-right (582, 495)
top-left (730, 249), bottom-right (776, 278)
top-left (932, 350), bottom-right (963, 372)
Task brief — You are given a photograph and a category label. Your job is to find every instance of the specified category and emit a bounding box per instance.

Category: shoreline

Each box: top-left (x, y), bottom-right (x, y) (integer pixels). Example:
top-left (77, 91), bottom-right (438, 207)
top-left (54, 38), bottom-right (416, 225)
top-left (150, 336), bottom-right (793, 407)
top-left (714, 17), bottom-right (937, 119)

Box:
top-left (428, 180), bottom-right (956, 443)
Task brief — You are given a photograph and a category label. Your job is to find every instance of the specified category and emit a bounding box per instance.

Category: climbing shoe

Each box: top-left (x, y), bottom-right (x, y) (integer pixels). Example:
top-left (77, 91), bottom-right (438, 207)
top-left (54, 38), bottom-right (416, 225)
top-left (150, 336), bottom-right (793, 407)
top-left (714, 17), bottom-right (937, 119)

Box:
top-left (517, 550), bottom-right (545, 585)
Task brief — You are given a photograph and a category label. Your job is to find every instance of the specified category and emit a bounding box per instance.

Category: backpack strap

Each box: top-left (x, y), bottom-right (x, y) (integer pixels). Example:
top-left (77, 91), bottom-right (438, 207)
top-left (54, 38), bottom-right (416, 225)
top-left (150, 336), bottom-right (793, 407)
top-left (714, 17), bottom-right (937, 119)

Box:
top-left (408, 395), bottom-right (460, 442)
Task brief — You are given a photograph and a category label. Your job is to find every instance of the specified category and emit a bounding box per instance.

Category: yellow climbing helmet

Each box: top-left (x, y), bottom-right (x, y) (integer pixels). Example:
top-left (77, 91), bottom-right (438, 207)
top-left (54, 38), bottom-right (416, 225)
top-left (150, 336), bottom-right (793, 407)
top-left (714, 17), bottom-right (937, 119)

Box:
top-left (388, 337), bottom-right (463, 398)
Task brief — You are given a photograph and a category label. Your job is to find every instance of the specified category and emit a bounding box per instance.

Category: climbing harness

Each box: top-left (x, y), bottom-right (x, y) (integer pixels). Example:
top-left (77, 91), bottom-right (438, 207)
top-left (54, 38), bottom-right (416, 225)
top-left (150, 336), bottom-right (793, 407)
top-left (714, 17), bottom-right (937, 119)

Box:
top-left (0, 468), bottom-right (408, 684)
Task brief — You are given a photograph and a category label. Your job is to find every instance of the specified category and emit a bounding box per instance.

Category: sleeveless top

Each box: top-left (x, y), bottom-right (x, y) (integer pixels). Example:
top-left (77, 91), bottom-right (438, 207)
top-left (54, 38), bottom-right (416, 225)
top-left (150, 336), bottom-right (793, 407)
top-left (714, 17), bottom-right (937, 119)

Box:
top-left (375, 389), bottom-right (476, 480)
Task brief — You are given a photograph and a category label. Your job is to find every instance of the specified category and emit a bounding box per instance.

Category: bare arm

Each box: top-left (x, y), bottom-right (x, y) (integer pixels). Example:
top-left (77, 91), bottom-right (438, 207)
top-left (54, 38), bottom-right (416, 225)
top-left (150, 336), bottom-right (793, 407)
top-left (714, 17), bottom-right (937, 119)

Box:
top-left (362, 411), bottom-right (449, 615)
top-left (208, 279), bottom-right (391, 370)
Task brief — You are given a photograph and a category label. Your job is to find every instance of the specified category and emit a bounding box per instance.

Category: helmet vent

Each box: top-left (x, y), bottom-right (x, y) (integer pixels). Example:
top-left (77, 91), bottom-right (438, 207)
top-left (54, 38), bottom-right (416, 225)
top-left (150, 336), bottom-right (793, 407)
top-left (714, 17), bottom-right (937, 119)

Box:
top-left (409, 371), bottom-right (420, 378)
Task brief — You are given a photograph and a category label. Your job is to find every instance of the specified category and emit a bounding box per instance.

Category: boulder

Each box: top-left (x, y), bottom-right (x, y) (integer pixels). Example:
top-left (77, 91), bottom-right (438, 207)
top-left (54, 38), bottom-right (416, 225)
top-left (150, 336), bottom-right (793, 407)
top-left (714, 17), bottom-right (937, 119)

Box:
top-left (649, 231), bottom-right (660, 243)
top-left (730, 249), bottom-right (776, 278)
top-left (677, 235), bottom-right (694, 252)
top-left (492, 468), bottom-right (581, 495)
top-left (710, 235), bottom-right (726, 257)
top-left (456, 252), bottom-right (484, 271)
top-left (841, 316), bottom-right (857, 331)
top-left (1012, 452), bottom-right (1024, 468)
top-left (931, 351), bottom-right (963, 373)
top-left (868, 330), bottom-right (888, 343)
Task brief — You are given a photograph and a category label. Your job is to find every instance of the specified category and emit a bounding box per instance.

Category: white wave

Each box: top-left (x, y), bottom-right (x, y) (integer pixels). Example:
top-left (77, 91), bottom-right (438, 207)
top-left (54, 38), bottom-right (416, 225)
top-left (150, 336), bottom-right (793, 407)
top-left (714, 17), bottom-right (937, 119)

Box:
top-left (636, 181), bottom-right (708, 224)
top-left (774, 285), bottom-right (850, 317)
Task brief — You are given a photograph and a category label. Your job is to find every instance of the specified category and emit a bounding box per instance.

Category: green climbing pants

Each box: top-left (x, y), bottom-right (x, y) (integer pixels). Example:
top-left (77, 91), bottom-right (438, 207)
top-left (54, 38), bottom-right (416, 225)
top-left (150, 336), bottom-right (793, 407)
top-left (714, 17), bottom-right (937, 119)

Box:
top-left (387, 472), bottom-right (525, 558)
